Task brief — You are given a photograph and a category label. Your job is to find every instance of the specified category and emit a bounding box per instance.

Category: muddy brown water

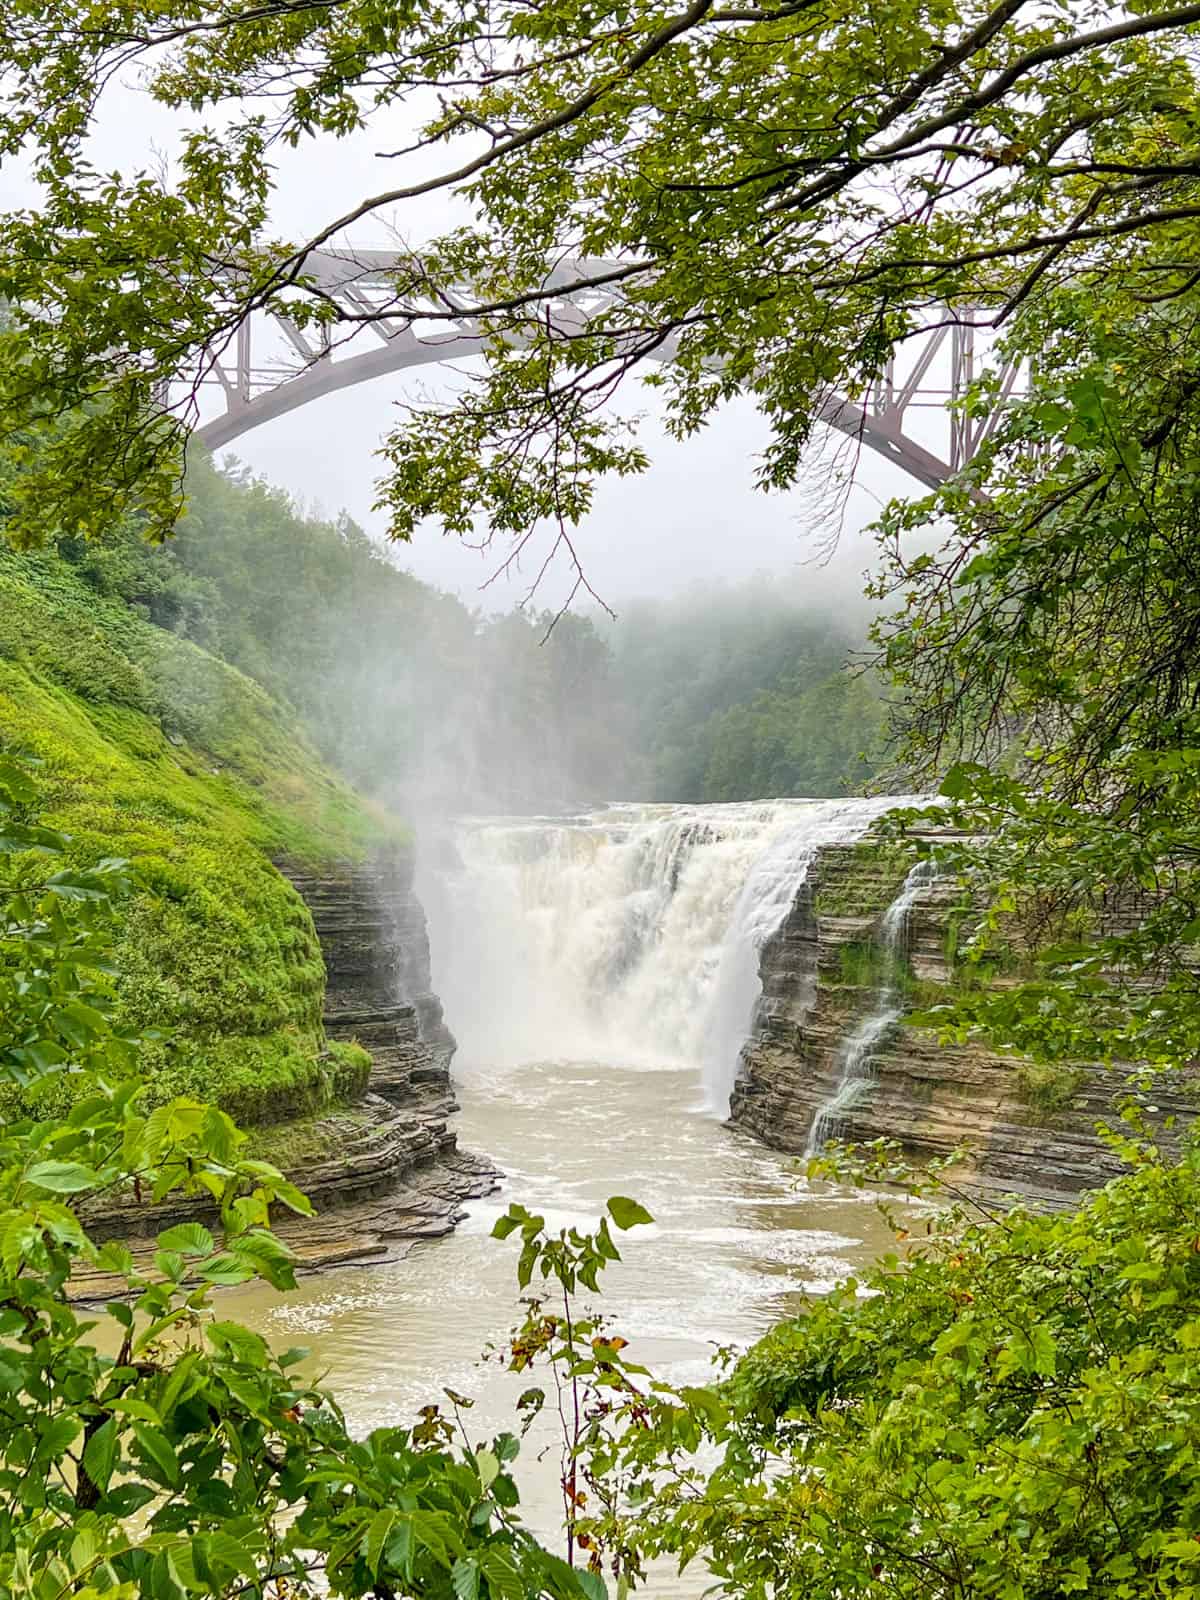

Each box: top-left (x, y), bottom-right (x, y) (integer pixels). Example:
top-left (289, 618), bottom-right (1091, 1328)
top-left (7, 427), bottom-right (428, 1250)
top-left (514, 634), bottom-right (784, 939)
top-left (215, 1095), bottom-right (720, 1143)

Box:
top-left (220, 1059), bottom-right (897, 1589)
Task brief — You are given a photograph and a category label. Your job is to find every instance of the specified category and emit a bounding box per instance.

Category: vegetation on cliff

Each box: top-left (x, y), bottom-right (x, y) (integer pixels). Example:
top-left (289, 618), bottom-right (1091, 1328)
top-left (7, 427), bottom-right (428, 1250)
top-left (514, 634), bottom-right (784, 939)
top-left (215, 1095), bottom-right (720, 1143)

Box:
top-left (67, 458), bottom-right (885, 810)
top-left (0, 542), bottom-right (388, 1122)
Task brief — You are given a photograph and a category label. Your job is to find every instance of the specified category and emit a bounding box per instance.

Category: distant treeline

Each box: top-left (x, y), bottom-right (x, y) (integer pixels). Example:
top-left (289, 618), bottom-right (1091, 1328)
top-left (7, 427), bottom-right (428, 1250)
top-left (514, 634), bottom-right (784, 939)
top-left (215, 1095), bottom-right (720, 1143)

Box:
top-left (54, 458), bottom-right (889, 812)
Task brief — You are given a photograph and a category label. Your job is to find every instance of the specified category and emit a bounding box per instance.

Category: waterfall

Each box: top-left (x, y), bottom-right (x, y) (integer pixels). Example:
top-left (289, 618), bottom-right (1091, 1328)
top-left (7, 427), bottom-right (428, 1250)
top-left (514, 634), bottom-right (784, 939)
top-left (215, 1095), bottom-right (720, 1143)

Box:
top-left (805, 859), bottom-right (936, 1154)
top-left (417, 797), bottom-right (918, 1113)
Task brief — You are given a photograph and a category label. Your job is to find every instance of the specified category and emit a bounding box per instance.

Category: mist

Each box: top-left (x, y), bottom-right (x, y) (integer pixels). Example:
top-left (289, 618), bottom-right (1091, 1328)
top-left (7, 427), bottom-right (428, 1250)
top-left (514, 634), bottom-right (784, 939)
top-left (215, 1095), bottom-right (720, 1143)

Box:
top-left (78, 455), bottom-right (894, 824)
top-left (218, 383), bottom-right (911, 620)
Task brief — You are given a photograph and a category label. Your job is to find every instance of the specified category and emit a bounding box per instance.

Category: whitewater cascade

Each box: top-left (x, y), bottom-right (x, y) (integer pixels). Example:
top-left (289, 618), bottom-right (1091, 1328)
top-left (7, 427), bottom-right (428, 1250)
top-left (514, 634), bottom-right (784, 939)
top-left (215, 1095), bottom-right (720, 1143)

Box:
top-left (418, 798), bottom-right (914, 1112)
top-left (805, 860), bottom-right (936, 1154)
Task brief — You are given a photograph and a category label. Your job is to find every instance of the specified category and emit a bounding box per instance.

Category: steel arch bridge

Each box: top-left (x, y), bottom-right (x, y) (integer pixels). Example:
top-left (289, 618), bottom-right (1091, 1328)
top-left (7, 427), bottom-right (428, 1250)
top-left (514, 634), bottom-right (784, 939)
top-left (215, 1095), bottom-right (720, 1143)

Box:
top-left (194, 250), bottom-right (1020, 492)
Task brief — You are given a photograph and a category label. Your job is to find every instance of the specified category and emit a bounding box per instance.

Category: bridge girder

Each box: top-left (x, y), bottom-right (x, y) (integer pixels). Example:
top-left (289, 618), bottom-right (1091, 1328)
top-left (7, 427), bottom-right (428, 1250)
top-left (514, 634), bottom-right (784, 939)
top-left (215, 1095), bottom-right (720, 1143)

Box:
top-left (193, 251), bottom-right (1017, 493)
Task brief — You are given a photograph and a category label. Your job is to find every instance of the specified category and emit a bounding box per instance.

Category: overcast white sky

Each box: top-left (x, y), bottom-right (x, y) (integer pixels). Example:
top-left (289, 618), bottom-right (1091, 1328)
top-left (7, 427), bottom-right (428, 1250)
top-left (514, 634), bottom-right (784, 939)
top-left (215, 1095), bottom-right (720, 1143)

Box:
top-left (4, 73), bottom-right (938, 616)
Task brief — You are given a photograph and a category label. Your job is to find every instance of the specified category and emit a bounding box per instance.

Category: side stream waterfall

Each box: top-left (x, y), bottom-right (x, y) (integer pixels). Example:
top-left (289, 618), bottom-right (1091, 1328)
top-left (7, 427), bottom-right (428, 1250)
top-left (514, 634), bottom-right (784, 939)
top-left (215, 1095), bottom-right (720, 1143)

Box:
top-left (417, 797), bottom-right (912, 1111)
top-left (805, 859), bottom-right (936, 1154)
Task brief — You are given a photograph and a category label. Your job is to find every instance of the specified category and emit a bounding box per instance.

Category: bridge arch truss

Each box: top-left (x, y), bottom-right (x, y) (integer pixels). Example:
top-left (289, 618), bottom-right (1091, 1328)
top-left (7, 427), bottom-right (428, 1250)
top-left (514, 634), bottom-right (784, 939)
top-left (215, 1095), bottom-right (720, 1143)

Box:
top-left (193, 251), bottom-right (1020, 494)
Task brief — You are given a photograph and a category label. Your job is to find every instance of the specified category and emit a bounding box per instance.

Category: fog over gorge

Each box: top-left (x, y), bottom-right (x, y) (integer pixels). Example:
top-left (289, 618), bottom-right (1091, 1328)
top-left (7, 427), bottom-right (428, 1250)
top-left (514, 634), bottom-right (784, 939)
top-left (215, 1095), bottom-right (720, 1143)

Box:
top-left (148, 456), bottom-right (891, 822)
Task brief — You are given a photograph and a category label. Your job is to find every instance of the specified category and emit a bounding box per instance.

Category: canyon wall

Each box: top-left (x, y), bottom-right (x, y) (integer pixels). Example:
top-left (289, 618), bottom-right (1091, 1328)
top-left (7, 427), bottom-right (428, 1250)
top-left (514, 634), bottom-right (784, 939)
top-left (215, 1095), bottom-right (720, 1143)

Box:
top-left (729, 841), bottom-right (1196, 1208)
top-left (258, 850), bottom-right (493, 1252)
top-left (79, 851), bottom-right (492, 1295)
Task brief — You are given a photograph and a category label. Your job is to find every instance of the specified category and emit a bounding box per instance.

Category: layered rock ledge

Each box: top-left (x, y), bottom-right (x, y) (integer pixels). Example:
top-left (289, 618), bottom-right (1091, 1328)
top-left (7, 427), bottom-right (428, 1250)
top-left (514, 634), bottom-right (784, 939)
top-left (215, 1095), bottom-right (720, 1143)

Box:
top-left (76, 848), bottom-right (494, 1296)
top-left (729, 841), bottom-right (1196, 1209)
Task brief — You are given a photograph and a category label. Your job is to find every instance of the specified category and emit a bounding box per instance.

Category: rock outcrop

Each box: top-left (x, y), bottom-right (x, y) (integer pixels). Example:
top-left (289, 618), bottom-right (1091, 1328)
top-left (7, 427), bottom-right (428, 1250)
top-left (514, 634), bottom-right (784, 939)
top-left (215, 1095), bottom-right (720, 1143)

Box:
top-left (729, 841), bottom-right (1196, 1208)
top-left (267, 849), bottom-right (496, 1239)
top-left (286, 848), bottom-right (456, 1101)
top-left (77, 849), bottom-right (494, 1296)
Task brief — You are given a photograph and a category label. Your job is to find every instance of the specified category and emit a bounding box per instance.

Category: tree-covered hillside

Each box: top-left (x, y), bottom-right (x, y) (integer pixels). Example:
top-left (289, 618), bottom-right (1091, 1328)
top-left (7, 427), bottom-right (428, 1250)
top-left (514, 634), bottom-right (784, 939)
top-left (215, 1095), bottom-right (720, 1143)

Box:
top-left (613, 586), bottom-right (886, 801)
top-left (65, 457), bottom-right (886, 812)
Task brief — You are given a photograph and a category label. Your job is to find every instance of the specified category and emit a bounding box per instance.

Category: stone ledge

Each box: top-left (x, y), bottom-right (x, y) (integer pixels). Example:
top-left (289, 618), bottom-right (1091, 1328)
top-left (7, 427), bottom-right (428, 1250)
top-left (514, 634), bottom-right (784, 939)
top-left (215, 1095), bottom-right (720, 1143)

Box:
top-left (729, 839), bottom-right (1197, 1207)
top-left (72, 1147), bottom-right (499, 1302)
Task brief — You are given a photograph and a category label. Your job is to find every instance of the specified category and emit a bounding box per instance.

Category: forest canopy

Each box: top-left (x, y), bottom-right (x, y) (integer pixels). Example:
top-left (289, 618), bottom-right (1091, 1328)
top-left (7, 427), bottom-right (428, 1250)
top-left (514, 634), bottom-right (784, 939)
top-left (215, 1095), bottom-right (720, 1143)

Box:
top-left (2, 0), bottom-right (1199, 571)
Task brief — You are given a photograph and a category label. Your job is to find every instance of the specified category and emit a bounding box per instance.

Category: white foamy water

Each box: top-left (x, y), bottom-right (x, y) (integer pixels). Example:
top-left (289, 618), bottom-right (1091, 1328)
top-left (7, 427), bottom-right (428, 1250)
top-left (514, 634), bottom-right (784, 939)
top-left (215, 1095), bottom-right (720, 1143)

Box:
top-left (419, 798), bottom-right (919, 1110)
top-left (806, 859), bottom-right (937, 1152)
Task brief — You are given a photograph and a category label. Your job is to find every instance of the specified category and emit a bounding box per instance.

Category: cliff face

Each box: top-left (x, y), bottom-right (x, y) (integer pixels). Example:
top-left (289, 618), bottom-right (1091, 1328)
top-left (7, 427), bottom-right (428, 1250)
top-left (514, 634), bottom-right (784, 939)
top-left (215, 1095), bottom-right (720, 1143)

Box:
top-left (78, 851), bottom-right (492, 1296)
top-left (729, 842), bottom-right (1196, 1208)
top-left (267, 851), bottom-right (492, 1229)
top-left (287, 848), bottom-right (455, 1096)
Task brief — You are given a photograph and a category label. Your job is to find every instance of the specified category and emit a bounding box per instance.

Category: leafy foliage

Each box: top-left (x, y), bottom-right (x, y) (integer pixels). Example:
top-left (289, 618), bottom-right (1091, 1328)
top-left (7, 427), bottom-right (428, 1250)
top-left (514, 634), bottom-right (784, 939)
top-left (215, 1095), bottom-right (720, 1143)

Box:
top-left (870, 268), bottom-right (1200, 1077)
top-left (1, 0), bottom-right (1198, 577)
top-left (0, 760), bottom-right (596, 1600)
top-left (490, 1198), bottom-right (655, 1580)
top-left (511, 1143), bottom-right (1200, 1600)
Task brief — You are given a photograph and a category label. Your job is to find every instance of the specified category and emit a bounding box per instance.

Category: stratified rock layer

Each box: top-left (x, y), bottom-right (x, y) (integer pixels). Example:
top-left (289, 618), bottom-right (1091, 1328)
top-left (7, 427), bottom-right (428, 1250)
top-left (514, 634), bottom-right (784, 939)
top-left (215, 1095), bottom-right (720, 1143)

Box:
top-left (286, 846), bottom-right (456, 1098)
top-left (729, 841), bottom-right (1196, 1208)
top-left (77, 849), bottom-right (494, 1296)
top-left (274, 848), bottom-right (493, 1225)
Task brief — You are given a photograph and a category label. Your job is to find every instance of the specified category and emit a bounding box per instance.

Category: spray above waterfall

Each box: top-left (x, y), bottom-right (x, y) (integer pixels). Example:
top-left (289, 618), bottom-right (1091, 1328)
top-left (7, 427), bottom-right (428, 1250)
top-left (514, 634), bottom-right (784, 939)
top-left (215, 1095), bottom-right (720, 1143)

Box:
top-left (418, 798), bottom-right (917, 1112)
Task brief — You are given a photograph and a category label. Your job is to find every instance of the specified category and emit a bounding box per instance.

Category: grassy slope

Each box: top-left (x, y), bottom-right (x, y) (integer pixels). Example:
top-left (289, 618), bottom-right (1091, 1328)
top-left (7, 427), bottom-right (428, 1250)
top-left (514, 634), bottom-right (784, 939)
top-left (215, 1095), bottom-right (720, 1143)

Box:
top-left (0, 549), bottom-right (393, 1123)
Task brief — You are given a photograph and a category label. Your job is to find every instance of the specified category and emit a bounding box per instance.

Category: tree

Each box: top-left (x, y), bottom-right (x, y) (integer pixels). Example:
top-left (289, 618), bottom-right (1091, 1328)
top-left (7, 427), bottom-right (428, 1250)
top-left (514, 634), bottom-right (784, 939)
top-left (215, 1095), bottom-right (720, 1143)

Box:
top-left (602, 1140), bottom-right (1200, 1600)
top-left (861, 234), bottom-right (1200, 1076)
top-left (1, 0), bottom-right (1199, 583)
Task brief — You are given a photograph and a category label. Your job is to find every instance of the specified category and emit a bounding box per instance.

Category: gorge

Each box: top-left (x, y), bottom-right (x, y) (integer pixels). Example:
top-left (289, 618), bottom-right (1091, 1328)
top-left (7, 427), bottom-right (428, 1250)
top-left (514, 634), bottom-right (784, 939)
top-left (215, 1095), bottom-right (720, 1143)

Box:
top-left (207, 790), bottom-right (1191, 1571)
top-left (411, 800), bottom-right (1180, 1211)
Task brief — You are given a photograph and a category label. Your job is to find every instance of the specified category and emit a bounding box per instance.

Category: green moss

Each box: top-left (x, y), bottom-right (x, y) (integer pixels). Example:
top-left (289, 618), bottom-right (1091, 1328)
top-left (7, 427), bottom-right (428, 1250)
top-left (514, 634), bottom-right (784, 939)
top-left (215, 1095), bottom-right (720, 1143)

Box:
top-left (327, 1040), bottom-right (373, 1102)
top-left (1014, 1062), bottom-right (1086, 1123)
top-left (0, 550), bottom-right (399, 1122)
top-left (813, 841), bottom-right (913, 919)
top-left (836, 940), bottom-right (883, 990)
top-left (242, 1094), bottom-right (376, 1172)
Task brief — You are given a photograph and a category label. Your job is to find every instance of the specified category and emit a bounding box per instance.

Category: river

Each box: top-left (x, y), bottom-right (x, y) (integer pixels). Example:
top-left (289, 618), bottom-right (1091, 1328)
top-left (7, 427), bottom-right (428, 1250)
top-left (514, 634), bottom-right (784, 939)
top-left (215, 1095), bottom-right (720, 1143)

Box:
top-left (225, 800), bottom-right (913, 1570)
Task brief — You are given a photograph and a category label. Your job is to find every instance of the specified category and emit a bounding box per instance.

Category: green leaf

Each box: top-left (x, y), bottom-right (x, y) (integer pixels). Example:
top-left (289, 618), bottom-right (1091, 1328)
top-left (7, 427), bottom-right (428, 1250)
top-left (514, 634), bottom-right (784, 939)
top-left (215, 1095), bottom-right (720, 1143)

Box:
top-left (191, 1532), bottom-right (253, 1586)
top-left (24, 1160), bottom-right (97, 1193)
top-left (37, 1412), bottom-right (82, 1461)
top-left (132, 1422), bottom-right (180, 1487)
top-left (197, 1252), bottom-right (254, 1286)
top-left (96, 1241), bottom-right (135, 1274)
top-left (82, 1417), bottom-right (118, 1494)
top-left (207, 1320), bottom-right (268, 1365)
top-left (607, 1196), bottom-right (653, 1230)
top-left (365, 1508), bottom-right (398, 1577)
top-left (452, 1557), bottom-right (481, 1600)
top-left (156, 1222), bottom-right (215, 1257)
top-left (1028, 1324), bottom-right (1058, 1377)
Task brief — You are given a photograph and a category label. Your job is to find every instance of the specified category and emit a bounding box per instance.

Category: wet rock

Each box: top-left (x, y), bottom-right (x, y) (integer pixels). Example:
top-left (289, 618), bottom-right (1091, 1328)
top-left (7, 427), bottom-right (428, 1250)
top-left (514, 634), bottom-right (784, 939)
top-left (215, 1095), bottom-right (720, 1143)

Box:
top-left (71, 1148), bottom-right (499, 1303)
top-left (729, 840), bottom-right (1196, 1208)
top-left (76, 847), bottom-right (494, 1298)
